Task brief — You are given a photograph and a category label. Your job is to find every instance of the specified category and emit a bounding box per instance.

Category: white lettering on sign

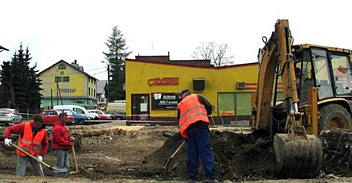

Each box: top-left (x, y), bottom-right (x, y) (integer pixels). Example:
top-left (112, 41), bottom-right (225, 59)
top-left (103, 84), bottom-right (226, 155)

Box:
top-left (60, 88), bottom-right (76, 93)
top-left (163, 95), bottom-right (176, 100)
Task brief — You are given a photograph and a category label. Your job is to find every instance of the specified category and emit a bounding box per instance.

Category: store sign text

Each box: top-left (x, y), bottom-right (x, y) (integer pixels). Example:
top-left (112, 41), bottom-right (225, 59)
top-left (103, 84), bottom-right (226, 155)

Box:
top-left (60, 88), bottom-right (76, 93)
top-left (147, 77), bottom-right (179, 86)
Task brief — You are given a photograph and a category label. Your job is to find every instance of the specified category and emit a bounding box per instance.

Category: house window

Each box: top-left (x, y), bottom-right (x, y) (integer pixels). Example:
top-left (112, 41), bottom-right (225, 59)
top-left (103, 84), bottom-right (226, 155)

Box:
top-left (59, 64), bottom-right (66, 70)
top-left (63, 76), bottom-right (69, 82)
top-left (55, 76), bottom-right (70, 82)
top-left (88, 87), bottom-right (91, 96)
top-left (55, 77), bottom-right (60, 83)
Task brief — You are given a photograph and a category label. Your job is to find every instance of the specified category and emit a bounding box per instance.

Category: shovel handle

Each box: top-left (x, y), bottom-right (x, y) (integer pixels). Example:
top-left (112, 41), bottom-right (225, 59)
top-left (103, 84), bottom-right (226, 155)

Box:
top-left (10, 143), bottom-right (51, 169)
top-left (72, 145), bottom-right (79, 172)
top-left (170, 141), bottom-right (185, 158)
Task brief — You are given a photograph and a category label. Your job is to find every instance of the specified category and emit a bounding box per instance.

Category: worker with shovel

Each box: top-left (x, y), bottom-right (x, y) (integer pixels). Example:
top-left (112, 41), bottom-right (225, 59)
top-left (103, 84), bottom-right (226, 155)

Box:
top-left (177, 89), bottom-right (216, 183)
top-left (51, 112), bottom-right (75, 176)
top-left (3, 115), bottom-right (48, 176)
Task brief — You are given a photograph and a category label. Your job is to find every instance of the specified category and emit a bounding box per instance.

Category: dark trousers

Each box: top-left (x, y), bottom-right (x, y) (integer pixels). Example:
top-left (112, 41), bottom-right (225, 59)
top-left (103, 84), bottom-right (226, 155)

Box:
top-left (186, 126), bottom-right (215, 181)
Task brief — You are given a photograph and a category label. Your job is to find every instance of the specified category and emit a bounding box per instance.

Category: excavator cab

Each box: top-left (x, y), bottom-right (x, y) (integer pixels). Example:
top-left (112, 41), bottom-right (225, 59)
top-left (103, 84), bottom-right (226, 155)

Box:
top-left (293, 45), bottom-right (352, 104)
top-left (291, 45), bottom-right (352, 133)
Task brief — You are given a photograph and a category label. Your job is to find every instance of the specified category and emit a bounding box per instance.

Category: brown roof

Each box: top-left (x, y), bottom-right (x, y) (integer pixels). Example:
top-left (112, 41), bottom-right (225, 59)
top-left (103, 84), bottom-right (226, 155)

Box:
top-left (133, 54), bottom-right (211, 67)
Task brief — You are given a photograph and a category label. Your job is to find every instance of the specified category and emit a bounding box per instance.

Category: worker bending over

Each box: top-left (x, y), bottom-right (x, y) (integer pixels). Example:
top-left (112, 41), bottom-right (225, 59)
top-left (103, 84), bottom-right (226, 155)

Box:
top-left (177, 89), bottom-right (216, 183)
top-left (3, 115), bottom-right (48, 176)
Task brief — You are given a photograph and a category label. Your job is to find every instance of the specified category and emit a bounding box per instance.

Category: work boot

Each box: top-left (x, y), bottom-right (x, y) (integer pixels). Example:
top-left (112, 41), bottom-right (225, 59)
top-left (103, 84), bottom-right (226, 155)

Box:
top-left (203, 179), bottom-right (219, 183)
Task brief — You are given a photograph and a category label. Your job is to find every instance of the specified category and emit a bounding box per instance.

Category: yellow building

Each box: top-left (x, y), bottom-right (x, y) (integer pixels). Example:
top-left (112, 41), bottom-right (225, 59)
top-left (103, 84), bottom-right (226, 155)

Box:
top-left (39, 60), bottom-right (98, 109)
top-left (125, 55), bottom-right (259, 125)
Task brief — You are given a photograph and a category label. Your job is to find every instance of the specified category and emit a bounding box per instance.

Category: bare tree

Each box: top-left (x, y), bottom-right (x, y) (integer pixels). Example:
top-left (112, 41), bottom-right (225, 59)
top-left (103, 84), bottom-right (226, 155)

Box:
top-left (192, 42), bottom-right (234, 67)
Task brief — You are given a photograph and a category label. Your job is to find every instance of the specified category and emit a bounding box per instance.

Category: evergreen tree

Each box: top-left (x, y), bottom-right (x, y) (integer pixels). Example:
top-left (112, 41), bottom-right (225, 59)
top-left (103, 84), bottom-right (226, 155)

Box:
top-left (103, 26), bottom-right (131, 101)
top-left (28, 64), bottom-right (42, 114)
top-left (0, 61), bottom-right (15, 108)
top-left (11, 44), bottom-right (30, 111)
top-left (6, 43), bottom-right (42, 114)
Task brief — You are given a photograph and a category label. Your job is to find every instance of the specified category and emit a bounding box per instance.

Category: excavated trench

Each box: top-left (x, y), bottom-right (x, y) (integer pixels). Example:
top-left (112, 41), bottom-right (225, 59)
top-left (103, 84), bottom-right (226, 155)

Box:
top-left (143, 129), bottom-right (352, 181)
top-left (1, 127), bottom-right (352, 182)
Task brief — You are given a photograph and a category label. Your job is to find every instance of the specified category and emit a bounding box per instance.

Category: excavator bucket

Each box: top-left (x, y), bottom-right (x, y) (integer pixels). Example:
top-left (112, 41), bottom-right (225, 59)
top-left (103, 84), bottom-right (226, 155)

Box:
top-left (273, 134), bottom-right (323, 178)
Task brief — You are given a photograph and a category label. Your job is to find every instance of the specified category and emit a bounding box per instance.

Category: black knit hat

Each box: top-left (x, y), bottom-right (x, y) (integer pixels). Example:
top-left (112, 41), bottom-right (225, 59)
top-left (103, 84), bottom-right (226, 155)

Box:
top-left (180, 89), bottom-right (191, 96)
top-left (33, 115), bottom-right (43, 123)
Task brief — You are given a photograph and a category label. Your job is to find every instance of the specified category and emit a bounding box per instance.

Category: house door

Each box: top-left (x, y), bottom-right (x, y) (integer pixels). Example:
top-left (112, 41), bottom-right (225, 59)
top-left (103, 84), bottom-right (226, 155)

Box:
top-left (131, 94), bottom-right (150, 121)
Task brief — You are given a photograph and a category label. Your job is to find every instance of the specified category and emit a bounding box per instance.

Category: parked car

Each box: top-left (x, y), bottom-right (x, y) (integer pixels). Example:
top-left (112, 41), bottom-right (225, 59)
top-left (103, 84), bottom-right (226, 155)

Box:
top-left (105, 111), bottom-right (126, 120)
top-left (39, 109), bottom-right (74, 126)
top-left (53, 105), bottom-right (100, 120)
top-left (87, 109), bottom-right (113, 120)
top-left (56, 108), bottom-right (91, 125)
top-left (0, 108), bottom-right (22, 126)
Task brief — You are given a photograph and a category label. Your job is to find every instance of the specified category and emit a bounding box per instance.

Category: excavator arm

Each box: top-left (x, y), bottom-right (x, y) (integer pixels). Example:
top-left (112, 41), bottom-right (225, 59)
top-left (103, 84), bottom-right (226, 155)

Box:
top-left (255, 20), bottom-right (299, 132)
top-left (253, 19), bottom-right (323, 178)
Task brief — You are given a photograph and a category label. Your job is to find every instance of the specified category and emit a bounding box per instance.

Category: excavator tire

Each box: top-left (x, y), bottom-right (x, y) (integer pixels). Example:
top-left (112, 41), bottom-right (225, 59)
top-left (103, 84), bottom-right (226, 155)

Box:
top-left (318, 104), bottom-right (352, 132)
top-left (273, 134), bottom-right (323, 178)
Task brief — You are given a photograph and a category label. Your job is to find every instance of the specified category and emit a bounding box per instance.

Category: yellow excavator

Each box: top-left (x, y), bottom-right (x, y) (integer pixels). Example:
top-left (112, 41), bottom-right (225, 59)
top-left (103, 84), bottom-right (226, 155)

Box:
top-left (251, 19), bottom-right (352, 178)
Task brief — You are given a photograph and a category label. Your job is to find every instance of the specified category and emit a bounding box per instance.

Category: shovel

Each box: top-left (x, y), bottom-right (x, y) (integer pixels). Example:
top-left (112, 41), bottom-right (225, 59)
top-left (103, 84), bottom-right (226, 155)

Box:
top-left (71, 144), bottom-right (79, 174)
top-left (164, 140), bottom-right (185, 177)
top-left (10, 142), bottom-right (68, 174)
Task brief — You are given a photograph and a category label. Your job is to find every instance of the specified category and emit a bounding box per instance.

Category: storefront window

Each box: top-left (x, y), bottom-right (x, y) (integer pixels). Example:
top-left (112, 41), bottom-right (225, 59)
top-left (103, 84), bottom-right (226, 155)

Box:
top-left (235, 93), bottom-right (252, 115)
top-left (217, 93), bottom-right (235, 116)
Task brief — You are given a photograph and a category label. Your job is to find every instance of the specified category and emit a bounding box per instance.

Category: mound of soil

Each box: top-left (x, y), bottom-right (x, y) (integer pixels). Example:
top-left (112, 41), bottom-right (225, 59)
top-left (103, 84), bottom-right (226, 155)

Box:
top-left (320, 129), bottom-right (352, 177)
top-left (2, 124), bottom-right (352, 182)
top-left (144, 130), bottom-right (276, 181)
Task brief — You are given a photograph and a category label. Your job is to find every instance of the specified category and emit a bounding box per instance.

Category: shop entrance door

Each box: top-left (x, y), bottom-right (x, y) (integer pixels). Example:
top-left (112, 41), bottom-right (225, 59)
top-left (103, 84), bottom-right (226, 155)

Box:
top-left (131, 94), bottom-right (150, 121)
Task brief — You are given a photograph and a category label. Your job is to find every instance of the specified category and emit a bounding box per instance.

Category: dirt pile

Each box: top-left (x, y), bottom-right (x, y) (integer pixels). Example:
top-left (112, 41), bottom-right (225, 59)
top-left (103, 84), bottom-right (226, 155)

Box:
top-left (144, 130), bottom-right (276, 181)
top-left (2, 124), bottom-right (352, 182)
top-left (320, 129), bottom-right (352, 176)
top-left (144, 129), bottom-right (352, 181)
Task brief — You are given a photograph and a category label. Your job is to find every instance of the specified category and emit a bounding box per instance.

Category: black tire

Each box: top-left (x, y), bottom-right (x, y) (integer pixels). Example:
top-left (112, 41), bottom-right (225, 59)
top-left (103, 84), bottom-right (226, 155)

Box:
top-left (318, 104), bottom-right (352, 133)
top-left (78, 119), bottom-right (85, 125)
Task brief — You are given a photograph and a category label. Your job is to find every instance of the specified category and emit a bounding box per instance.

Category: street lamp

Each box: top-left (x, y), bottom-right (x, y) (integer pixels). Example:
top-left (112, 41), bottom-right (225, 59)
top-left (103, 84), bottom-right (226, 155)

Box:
top-left (0, 45), bottom-right (9, 52)
top-left (101, 61), bottom-right (110, 103)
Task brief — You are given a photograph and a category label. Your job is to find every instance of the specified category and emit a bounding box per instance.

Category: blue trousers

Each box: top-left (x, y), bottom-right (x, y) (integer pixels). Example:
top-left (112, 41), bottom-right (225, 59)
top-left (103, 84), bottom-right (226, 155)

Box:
top-left (54, 149), bottom-right (69, 176)
top-left (186, 126), bottom-right (215, 181)
top-left (16, 155), bottom-right (44, 176)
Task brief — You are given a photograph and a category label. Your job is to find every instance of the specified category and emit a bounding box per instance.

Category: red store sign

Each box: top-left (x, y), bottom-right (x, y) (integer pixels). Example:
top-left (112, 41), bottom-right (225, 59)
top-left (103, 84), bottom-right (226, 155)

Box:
top-left (148, 77), bottom-right (179, 86)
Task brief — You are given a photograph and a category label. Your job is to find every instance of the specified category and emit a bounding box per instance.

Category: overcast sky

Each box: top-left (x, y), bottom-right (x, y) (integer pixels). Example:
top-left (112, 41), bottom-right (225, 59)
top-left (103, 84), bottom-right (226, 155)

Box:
top-left (1, 0), bottom-right (351, 80)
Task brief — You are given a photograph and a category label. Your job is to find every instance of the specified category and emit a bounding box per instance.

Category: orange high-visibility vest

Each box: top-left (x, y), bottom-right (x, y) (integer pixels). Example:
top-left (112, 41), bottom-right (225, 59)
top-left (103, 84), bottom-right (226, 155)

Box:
top-left (17, 122), bottom-right (46, 157)
top-left (178, 94), bottom-right (209, 138)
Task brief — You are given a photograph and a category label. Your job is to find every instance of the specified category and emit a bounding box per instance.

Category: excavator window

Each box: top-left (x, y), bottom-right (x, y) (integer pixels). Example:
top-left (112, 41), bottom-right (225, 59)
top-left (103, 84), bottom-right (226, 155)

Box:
top-left (310, 49), bottom-right (333, 99)
top-left (331, 54), bottom-right (352, 95)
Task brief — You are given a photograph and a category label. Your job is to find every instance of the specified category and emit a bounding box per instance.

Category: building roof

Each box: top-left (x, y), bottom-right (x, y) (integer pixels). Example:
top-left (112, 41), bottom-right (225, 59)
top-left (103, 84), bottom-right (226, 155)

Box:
top-left (38, 59), bottom-right (98, 80)
top-left (97, 80), bottom-right (107, 94)
top-left (133, 54), bottom-right (211, 67)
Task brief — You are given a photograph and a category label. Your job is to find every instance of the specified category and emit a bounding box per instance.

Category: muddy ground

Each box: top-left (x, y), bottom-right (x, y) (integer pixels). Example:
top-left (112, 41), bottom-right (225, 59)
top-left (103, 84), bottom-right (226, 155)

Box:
top-left (1, 122), bottom-right (352, 183)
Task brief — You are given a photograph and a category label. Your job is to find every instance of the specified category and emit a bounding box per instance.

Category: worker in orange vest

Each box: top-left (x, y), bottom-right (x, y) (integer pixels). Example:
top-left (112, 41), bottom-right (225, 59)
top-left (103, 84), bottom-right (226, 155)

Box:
top-left (3, 115), bottom-right (48, 176)
top-left (177, 89), bottom-right (216, 183)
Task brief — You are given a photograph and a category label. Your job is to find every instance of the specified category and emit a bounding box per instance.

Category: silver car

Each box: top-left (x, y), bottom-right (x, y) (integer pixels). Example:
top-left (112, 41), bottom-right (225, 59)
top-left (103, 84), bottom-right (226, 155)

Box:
top-left (0, 108), bottom-right (22, 125)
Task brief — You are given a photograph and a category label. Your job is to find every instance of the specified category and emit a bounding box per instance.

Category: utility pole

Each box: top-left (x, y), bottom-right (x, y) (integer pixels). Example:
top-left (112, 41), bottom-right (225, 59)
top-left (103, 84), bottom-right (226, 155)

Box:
top-left (107, 64), bottom-right (110, 103)
top-left (101, 61), bottom-right (110, 103)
